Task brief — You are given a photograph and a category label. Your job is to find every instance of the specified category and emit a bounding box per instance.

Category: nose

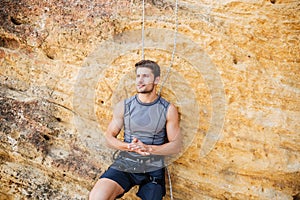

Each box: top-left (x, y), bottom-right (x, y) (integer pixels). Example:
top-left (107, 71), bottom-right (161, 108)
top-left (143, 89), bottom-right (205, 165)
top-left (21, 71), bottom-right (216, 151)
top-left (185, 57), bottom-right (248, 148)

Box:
top-left (137, 76), bottom-right (144, 83)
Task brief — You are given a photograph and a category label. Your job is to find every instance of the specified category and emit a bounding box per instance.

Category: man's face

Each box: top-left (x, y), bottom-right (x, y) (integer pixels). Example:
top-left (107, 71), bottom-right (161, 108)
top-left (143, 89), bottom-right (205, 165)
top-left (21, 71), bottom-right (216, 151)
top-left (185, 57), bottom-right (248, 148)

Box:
top-left (136, 67), bottom-right (159, 94)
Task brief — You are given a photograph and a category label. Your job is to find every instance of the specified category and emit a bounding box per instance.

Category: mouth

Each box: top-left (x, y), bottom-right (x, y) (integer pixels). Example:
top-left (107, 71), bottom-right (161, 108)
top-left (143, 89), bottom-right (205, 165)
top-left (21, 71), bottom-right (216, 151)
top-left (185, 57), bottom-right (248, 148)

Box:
top-left (137, 84), bottom-right (145, 89)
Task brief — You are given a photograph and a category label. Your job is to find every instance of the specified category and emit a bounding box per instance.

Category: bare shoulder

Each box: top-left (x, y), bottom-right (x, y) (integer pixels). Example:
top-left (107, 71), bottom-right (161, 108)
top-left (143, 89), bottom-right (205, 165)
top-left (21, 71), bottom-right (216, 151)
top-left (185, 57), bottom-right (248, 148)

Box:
top-left (167, 103), bottom-right (179, 119)
top-left (113, 100), bottom-right (125, 117)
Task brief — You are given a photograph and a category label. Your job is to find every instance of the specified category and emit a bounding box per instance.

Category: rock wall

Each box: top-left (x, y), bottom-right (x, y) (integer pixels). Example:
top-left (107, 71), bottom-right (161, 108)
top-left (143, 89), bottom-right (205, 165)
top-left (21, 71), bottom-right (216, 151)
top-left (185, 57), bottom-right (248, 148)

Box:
top-left (0, 0), bottom-right (299, 199)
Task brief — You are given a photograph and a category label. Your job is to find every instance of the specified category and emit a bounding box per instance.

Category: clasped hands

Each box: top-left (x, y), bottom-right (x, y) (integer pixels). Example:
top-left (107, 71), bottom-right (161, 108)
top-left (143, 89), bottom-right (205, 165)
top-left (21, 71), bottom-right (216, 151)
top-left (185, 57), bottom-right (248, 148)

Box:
top-left (127, 137), bottom-right (152, 156)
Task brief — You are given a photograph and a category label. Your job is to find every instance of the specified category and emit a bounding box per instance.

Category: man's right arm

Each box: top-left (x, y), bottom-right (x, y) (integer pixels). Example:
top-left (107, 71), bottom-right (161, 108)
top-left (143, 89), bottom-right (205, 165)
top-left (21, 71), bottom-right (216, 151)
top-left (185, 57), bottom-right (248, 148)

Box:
top-left (104, 100), bottom-right (129, 151)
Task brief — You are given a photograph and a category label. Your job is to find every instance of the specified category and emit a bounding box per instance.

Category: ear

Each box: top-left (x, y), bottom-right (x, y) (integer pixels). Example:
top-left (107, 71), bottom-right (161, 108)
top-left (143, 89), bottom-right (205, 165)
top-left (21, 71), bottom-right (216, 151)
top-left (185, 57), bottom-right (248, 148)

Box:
top-left (154, 76), bottom-right (160, 84)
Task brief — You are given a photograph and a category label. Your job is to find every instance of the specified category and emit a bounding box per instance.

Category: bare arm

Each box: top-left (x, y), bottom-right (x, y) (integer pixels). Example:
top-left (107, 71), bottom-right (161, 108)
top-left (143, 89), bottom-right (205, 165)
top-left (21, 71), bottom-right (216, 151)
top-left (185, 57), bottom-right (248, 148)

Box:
top-left (104, 101), bottom-right (129, 151)
top-left (129, 103), bottom-right (182, 156)
top-left (148, 104), bottom-right (182, 155)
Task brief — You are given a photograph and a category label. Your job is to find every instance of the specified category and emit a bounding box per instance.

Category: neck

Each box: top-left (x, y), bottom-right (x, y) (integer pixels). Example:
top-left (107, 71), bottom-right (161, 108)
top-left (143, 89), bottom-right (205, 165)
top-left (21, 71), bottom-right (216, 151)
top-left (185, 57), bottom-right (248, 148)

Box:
top-left (137, 91), bottom-right (158, 103)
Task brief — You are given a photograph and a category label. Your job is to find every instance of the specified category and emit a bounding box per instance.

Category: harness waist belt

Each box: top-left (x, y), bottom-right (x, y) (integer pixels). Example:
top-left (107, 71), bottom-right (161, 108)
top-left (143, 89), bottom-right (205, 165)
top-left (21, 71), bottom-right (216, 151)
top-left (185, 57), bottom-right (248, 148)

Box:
top-left (118, 151), bottom-right (163, 164)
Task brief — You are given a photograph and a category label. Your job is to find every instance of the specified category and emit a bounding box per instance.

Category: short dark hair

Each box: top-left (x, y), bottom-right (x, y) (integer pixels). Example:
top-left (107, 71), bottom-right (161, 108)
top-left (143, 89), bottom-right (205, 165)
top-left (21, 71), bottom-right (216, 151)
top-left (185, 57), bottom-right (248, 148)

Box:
top-left (135, 60), bottom-right (161, 78)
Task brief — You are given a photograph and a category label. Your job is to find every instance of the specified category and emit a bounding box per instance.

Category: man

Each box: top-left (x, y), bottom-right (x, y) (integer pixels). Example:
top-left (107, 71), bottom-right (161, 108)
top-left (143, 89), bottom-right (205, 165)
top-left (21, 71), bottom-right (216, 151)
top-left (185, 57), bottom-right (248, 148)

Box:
top-left (89, 60), bottom-right (182, 200)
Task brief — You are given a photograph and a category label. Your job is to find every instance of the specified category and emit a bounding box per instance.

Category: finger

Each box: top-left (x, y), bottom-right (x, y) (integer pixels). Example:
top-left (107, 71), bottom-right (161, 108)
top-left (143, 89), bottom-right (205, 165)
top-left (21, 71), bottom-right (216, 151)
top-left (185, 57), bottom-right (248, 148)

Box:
top-left (128, 144), bottom-right (138, 151)
top-left (141, 151), bottom-right (150, 156)
top-left (128, 143), bottom-right (139, 148)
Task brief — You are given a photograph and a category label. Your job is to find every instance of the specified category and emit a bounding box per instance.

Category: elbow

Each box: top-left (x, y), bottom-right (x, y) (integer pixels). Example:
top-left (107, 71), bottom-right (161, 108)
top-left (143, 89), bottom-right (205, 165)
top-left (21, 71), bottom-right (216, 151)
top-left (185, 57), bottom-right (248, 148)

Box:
top-left (173, 140), bottom-right (183, 155)
top-left (104, 134), bottom-right (113, 148)
top-left (177, 143), bottom-right (183, 154)
top-left (105, 140), bottom-right (112, 148)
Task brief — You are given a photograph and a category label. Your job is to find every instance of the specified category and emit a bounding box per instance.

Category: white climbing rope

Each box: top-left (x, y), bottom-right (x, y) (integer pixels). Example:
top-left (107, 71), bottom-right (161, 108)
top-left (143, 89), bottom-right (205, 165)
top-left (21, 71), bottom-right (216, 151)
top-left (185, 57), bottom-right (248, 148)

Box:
top-left (158, 0), bottom-right (179, 96)
top-left (166, 166), bottom-right (174, 200)
top-left (141, 0), bottom-right (179, 96)
top-left (141, 1), bottom-right (179, 199)
top-left (141, 0), bottom-right (145, 60)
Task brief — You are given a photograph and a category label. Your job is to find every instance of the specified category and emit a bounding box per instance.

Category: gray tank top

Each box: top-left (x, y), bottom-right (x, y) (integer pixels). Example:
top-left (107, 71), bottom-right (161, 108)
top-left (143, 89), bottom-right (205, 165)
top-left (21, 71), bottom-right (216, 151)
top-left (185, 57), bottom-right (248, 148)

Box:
top-left (124, 95), bottom-right (170, 145)
top-left (111, 95), bottom-right (170, 172)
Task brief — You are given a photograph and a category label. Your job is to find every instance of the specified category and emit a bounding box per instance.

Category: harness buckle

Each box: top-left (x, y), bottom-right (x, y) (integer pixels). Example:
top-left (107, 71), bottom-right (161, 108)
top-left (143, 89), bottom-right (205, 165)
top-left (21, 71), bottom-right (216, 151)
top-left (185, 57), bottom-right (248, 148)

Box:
top-left (150, 176), bottom-right (158, 184)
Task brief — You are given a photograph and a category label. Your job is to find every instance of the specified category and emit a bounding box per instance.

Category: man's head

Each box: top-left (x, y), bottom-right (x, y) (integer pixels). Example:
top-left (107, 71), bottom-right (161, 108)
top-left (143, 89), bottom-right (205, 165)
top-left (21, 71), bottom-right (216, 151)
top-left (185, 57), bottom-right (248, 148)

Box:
top-left (135, 60), bottom-right (160, 78)
top-left (135, 60), bottom-right (161, 94)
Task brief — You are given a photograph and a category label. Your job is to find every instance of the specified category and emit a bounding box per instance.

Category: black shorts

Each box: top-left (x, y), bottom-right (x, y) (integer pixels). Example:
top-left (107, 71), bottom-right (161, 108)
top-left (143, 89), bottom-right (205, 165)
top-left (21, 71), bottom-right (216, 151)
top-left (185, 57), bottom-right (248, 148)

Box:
top-left (100, 167), bottom-right (166, 200)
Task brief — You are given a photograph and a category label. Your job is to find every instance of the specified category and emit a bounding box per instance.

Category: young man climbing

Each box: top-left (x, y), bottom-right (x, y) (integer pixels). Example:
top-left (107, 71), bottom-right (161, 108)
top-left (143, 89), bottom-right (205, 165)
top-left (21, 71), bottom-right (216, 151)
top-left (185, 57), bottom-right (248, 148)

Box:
top-left (89, 60), bottom-right (182, 200)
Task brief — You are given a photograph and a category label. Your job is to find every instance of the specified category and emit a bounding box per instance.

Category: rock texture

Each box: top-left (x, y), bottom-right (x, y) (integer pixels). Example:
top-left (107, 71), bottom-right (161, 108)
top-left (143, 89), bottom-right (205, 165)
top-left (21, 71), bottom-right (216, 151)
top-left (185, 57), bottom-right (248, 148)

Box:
top-left (0, 0), bottom-right (299, 199)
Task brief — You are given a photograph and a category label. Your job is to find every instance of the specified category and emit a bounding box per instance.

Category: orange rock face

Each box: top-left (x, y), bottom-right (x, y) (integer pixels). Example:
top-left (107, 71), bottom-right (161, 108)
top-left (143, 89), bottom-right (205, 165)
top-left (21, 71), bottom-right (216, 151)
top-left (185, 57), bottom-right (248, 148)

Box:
top-left (0, 0), bottom-right (299, 199)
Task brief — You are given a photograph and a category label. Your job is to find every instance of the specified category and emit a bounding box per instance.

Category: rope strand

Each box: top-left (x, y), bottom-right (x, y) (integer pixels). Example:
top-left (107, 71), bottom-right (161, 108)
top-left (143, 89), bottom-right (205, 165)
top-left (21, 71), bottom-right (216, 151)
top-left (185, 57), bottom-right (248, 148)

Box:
top-left (140, 2), bottom-right (179, 198)
top-left (158, 0), bottom-right (179, 96)
top-left (166, 167), bottom-right (174, 200)
top-left (141, 0), bottom-right (145, 60)
top-left (170, 0), bottom-right (179, 65)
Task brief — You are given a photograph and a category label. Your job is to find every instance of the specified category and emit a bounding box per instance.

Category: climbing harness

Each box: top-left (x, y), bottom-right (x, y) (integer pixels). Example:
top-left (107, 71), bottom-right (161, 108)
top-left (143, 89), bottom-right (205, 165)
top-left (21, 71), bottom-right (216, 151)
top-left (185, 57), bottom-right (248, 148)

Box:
top-left (141, 0), bottom-right (179, 96)
top-left (113, 150), bottom-right (164, 173)
top-left (140, 1), bottom-right (179, 199)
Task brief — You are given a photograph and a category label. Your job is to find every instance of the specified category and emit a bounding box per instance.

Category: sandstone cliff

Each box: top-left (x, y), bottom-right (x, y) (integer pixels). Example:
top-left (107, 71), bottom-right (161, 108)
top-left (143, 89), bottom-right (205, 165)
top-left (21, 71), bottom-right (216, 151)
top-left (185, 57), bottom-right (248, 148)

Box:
top-left (0, 0), bottom-right (299, 199)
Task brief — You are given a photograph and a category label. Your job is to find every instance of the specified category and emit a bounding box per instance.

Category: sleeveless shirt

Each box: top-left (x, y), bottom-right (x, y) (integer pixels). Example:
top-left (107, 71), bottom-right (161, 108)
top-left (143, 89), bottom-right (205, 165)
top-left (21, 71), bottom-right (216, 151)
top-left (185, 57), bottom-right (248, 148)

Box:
top-left (111, 95), bottom-right (170, 172)
top-left (124, 95), bottom-right (170, 146)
